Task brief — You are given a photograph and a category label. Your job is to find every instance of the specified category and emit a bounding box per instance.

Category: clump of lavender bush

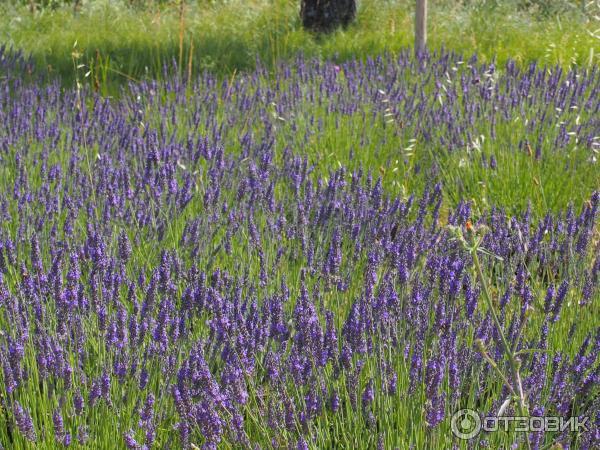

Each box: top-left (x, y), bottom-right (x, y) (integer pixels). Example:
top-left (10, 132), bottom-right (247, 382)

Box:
top-left (0, 46), bottom-right (598, 449)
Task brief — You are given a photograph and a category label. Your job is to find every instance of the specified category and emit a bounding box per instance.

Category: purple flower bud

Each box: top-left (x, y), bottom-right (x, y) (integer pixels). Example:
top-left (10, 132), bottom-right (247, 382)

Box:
top-left (13, 402), bottom-right (37, 442)
top-left (551, 279), bottom-right (569, 322)
top-left (139, 393), bottom-right (155, 424)
top-left (77, 425), bottom-right (89, 445)
top-left (330, 390), bottom-right (340, 413)
top-left (362, 379), bottom-right (375, 408)
top-left (387, 372), bottom-right (398, 395)
top-left (74, 391), bottom-right (84, 416)
top-left (53, 409), bottom-right (69, 445)
top-left (124, 430), bottom-right (144, 450)
top-left (89, 379), bottom-right (102, 407)
top-left (543, 285), bottom-right (555, 313)
top-left (101, 370), bottom-right (111, 402)
top-left (297, 436), bottom-right (309, 450)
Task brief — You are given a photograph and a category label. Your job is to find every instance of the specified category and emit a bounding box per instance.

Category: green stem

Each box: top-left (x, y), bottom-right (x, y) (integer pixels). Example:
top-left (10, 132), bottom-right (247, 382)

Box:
top-left (469, 232), bottom-right (531, 450)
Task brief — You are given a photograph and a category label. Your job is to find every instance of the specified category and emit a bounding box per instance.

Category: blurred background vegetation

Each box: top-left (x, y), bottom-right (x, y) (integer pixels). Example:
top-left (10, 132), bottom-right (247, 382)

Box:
top-left (0, 0), bottom-right (598, 93)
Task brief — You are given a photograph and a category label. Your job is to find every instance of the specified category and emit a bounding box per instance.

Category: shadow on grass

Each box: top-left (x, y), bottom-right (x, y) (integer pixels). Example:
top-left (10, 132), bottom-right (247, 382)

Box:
top-left (31, 33), bottom-right (265, 95)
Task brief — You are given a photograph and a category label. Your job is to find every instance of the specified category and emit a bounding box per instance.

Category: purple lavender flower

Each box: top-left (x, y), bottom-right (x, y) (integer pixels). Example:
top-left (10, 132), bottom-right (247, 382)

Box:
top-left (297, 436), bottom-right (309, 450)
top-left (124, 430), bottom-right (146, 450)
top-left (74, 391), bottom-right (85, 416)
top-left (330, 389), bottom-right (340, 413)
top-left (53, 409), bottom-right (70, 445)
top-left (362, 379), bottom-right (375, 408)
top-left (551, 279), bottom-right (569, 322)
top-left (13, 402), bottom-right (36, 442)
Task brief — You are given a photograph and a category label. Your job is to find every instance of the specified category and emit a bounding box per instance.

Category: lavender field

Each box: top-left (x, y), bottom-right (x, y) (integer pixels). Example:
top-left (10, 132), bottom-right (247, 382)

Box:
top-left (0, 46), bottom-right (598, 449)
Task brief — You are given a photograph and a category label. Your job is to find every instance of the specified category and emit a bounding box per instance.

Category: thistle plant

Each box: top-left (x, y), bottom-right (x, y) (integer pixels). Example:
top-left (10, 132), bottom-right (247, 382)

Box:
top-left (450, 220), bottom-right (533, 449)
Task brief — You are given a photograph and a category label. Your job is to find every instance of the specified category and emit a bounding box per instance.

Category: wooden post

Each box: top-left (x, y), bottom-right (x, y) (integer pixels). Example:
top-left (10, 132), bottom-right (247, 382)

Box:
top-left (415, 0), bottom-right (427, 55)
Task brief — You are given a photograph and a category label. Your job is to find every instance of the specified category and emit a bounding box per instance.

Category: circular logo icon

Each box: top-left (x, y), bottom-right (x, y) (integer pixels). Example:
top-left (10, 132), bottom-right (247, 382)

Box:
top-left (451, 409), bottom-right (481, 440)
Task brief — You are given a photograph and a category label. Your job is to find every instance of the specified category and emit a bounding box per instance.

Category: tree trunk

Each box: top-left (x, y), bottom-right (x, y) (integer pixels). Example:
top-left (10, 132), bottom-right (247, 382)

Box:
top-left (301, 0), bottom-right (356, 33)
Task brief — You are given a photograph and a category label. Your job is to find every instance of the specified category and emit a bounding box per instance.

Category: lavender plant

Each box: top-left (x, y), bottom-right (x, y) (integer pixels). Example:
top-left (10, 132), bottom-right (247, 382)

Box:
top-left (0, 46), bottom-right (598, 449)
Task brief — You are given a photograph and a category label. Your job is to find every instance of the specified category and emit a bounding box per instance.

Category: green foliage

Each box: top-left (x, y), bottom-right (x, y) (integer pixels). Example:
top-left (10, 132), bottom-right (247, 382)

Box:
top-left (0, 0), bottom-right (598, 93)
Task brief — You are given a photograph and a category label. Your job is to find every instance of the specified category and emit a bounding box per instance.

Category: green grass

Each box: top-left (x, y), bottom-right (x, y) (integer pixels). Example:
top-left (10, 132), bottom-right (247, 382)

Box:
top-left (0, 0), bottom-right (598, 92)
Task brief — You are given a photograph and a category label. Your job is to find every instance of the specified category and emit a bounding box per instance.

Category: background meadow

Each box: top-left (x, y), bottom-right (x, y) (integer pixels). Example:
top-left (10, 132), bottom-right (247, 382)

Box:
top-left (1, 0), bottom-right (599, 89)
